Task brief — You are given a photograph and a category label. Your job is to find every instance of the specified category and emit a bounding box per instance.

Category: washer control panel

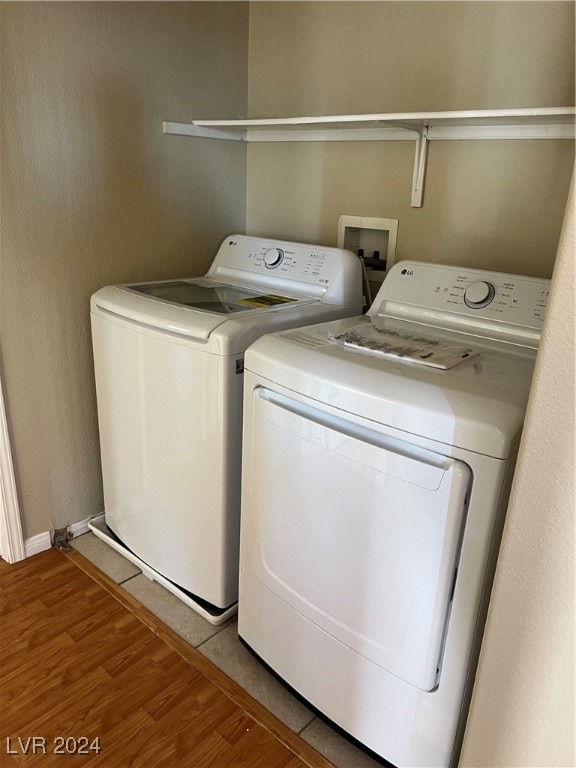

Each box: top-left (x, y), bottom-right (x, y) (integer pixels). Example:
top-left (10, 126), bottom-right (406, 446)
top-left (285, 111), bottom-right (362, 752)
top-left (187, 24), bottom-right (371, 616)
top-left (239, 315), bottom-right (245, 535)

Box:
top-left (211, 236), bottom-right (355, 288)
top-left (246, 243), bottom-right (335, 283)
top-left (372, 261), bottom-right (550, 330)
top-left (207, 235), bottom-right (362, 307)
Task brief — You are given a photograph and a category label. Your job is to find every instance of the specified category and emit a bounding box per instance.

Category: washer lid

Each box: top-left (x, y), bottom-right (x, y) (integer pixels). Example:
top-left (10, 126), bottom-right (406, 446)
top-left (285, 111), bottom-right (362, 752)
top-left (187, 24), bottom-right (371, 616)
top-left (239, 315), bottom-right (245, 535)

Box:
top-left (90, 279), bottom-right (309, 341)
top-left (127, 279), bottom-right (299, 314)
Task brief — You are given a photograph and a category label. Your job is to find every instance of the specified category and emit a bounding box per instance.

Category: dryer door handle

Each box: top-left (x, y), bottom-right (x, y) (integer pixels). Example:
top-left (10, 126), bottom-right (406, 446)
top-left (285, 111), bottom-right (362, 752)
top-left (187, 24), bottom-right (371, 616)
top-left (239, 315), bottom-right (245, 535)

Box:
top-left (257, 386), bottom-right (455, 490)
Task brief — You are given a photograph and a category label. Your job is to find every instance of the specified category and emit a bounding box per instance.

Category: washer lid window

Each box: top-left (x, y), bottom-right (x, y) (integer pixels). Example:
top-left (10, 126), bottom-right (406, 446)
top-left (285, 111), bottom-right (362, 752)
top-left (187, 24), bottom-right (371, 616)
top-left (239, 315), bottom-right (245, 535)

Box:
top-left (128, 280), bottom-right (298, 315)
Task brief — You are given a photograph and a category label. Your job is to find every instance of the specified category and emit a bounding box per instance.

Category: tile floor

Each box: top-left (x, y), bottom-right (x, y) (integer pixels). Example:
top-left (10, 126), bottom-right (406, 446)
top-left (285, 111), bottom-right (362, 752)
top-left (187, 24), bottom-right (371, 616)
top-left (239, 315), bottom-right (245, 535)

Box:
top-left (71, 532), bottom-right (387, 768)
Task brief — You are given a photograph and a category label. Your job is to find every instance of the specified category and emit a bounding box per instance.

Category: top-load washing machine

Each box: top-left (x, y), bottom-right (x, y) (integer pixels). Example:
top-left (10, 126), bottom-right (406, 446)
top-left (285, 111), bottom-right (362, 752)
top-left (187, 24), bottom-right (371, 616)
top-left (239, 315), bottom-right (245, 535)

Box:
top-left (89, 235), bottom-right (361, 623)
top-left (238, 260), bottom-right (550, 765)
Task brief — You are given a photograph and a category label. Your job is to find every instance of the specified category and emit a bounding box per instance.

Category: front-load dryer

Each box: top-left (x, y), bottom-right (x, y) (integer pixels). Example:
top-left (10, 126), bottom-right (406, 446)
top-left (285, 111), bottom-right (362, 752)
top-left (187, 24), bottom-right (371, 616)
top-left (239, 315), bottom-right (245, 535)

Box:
top-left (238, 260), bottom-right (550, 765)
top-left (89, 235), bottom-right (361, 623)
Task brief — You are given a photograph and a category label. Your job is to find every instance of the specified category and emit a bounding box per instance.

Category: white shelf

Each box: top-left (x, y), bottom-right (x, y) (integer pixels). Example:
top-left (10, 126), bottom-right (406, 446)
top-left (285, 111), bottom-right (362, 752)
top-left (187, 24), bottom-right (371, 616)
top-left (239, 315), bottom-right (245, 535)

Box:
top-left (163, 108), bottom-right (575, 207)
top-left (164, 108), bottom-right (575, 141)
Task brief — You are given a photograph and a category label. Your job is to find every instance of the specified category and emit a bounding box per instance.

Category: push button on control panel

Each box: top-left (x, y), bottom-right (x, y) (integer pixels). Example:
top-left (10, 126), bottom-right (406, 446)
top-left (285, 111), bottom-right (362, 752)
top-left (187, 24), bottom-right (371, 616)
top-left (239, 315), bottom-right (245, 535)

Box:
top-left (464, 281), bottom-right (496, 309)
top-left (263, 247), bottom-right (284, 269)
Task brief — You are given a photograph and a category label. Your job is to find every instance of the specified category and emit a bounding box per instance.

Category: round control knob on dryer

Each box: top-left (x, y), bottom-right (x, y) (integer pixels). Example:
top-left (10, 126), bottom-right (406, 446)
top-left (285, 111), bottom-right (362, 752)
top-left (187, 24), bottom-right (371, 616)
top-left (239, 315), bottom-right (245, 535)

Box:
top-left (464, 281), bottom-right (496, 308)
top-left (263, 248), bottom-right (284, 268)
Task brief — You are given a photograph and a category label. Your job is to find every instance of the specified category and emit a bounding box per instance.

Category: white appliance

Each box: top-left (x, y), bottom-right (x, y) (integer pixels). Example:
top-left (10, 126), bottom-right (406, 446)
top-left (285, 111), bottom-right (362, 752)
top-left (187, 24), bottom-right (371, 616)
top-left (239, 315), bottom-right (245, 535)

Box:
top-left (238, 261), bottom-right (550, 766)
top-left (89, 235), bottom-right (361, 624)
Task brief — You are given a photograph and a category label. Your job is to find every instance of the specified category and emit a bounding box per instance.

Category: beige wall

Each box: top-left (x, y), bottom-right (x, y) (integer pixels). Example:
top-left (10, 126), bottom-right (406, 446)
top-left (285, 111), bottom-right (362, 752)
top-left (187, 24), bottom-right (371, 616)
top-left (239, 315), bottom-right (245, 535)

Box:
top-left (0, 3), bottom-right (248, 538)
top-left (460, 171), bottom-right (575, 767)
top-left (247, 2), bottom-right (574, 277)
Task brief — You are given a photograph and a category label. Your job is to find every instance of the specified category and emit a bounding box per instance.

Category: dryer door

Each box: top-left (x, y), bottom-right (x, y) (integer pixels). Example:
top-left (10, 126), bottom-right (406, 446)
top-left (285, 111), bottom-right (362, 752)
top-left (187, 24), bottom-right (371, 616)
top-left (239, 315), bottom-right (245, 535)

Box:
top-left (244, 388), bottom-right (471, 692)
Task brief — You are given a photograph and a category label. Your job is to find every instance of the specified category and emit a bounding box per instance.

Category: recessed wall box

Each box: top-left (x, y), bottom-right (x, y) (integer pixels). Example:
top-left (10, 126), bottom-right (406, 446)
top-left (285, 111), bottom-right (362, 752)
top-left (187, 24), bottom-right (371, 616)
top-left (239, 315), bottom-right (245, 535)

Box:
top-left (337, 216), bottom-right (398, 286)
top-left (338, 216), bottom-right (399, 307)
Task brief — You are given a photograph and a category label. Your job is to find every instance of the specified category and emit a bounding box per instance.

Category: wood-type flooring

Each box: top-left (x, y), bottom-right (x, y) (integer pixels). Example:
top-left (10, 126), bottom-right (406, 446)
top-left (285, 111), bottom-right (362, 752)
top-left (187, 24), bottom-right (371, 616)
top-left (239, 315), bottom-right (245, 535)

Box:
top-left (0, 548), bottom-right (332, 768)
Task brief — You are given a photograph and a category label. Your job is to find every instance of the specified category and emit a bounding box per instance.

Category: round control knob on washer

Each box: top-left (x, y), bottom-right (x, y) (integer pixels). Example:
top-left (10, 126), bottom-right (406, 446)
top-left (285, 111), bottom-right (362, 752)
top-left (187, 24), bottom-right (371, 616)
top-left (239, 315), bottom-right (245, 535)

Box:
top-left (464, 281), bottom-right (496, 308)
top-left (263, 248), bottom-right (284, 268)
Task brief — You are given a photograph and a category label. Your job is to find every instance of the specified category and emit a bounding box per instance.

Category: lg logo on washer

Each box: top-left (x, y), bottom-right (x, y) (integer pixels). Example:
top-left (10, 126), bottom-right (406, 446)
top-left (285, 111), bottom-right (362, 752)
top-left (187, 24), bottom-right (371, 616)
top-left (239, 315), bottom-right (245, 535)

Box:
top-left (401, 269), bottom-right (414, 276)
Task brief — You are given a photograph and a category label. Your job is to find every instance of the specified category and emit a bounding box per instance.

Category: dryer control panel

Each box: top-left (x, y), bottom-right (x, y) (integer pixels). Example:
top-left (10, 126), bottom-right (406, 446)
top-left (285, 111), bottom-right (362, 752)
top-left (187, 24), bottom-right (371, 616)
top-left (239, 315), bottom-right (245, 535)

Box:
top-left (369, 261), bottom-right (551, 347)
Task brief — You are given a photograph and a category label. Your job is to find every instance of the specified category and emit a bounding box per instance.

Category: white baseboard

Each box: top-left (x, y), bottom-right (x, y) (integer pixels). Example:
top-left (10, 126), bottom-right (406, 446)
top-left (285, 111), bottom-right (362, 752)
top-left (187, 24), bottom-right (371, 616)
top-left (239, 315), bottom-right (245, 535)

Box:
top-left (22, 517), bottom-right (94, 559)
top-left (24, 531), bottom-right (52, 558)
top-left (67, 516), bottom-right (93, 539)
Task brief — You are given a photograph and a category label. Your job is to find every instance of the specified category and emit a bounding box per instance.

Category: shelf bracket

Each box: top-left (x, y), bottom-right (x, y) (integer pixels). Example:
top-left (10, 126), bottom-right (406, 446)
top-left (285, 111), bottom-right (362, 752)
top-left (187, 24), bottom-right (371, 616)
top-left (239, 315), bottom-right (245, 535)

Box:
top-left (411, 126), bottom-right (429, 208)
